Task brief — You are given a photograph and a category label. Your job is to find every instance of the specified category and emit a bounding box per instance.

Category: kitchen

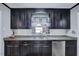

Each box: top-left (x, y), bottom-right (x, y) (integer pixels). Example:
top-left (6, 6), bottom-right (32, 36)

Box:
top-left (0, 3), bottom-right (79, 56)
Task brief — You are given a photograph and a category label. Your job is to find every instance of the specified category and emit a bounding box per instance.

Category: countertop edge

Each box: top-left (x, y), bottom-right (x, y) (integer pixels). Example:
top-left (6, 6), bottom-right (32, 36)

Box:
top-left (4, 35), bottom-right (77, 41)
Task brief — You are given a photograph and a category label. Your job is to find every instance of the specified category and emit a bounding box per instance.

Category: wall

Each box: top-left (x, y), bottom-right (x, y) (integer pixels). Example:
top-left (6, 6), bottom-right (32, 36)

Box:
top-left (0, 10), bottom-right (2, 56)
top-left (0, 11), bottom-right (1, 35)
top-left (0, 3), bottom-right (12, 56)
top-left (77, 12), bottom-right (79, 56)
top-left (67, 4), bottom-right (79, 56)
top-left (0, 4), bottom-right (12, 37)
top-left (77, 13), bottom-right (79, 56)
top-left (66, 5), bottom-right (79, 37)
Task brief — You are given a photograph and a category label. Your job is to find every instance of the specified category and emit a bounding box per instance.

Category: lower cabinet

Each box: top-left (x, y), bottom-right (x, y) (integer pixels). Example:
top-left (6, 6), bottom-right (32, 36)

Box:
top-left (4, 40), bottom-right (52, 56)
top-left (4, 40), bottom-right (77, 56)
top-left (4, 41), bottom-right (20, 56)
top-left (29, 41), bottom-right (52, 56)
top-left (65, 40), bottom-right (77, 56)
top-left (20, 41), bottom-right (31, 56)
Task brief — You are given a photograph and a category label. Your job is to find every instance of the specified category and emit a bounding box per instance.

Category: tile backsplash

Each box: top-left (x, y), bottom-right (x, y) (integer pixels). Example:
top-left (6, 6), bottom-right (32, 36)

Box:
top-left (66, 29), bottom-right (77, 37)
top-left (50, 29), bottom-right (67, 35)
top-left (12, 29), bottom-right (67, 35)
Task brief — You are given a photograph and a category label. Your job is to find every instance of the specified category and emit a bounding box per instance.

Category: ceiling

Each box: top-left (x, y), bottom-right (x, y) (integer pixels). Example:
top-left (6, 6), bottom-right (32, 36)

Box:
top-left (5, 3), bottom-right (77, 9)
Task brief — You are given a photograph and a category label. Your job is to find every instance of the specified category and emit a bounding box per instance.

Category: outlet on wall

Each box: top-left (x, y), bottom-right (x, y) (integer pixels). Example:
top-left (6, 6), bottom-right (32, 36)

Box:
top-left (72, 30), bottom-right (76, 34)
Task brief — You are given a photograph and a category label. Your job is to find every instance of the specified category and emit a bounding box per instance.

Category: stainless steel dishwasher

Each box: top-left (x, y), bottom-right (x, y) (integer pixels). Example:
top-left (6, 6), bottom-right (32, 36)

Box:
top-left (52, 41), bottom-right (65, 56)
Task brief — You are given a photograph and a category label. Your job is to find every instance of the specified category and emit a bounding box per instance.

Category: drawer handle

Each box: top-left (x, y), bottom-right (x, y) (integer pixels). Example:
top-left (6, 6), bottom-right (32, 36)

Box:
top-left (33, 46), bottom-right (49, 47)
top-left (23, 44), bottom-right (30, 46)
top-left (7, 45), bottom-right (19, 47)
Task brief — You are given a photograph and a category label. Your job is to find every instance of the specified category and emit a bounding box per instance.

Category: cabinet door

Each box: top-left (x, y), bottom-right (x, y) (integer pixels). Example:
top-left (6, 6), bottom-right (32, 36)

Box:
top-left (30, 41), bottom-right (52, 56)
top-left (52, 9), bottom-right (70, 29)
top-left (46, 9), bottom-right (54, 29)
top-left (20, 41), bottom-right (31, 56)
top-left (11, 9), bottom-right (31, 29)
top-left (53, 10), bottom-right (61, 29)
top-left (11, 9), bottom-right (20, 29)
top-left (65, 40), bottom-right (77, 56)
top-left (41, 43), bottom-right (52, 56)
top-left (5, 41), bottom-right (20, 56)
top-left (59, 10), bottom-right (70, 29)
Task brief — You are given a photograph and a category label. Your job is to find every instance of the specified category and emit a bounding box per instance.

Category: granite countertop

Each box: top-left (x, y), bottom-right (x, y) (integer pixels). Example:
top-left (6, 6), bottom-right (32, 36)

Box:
top-left (4, 34), bottom-right (77, 41)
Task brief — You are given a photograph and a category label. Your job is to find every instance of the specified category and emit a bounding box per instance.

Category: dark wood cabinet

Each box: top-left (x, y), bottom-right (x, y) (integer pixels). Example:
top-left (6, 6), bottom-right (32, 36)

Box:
top-left (11, 9), bottom-right (34, 29)
top-left (50, 9), bottom-right (70, 29)
top-left (4, 40), bottom-right (52, 56)
top-left (11, 9), bottom-right (70, 29)
top-left (4, 41), bottom-right (20, 56)
top-left (20, 41), bottom-right (31, 56)
top-left (4, 40), bottom-right (77, 56)
top-left (29, 41), bottom-right (52, 56)
top-left (46, 9), bottom-right (54, 29)
top-left (65, 40), bottom-right (77, 56)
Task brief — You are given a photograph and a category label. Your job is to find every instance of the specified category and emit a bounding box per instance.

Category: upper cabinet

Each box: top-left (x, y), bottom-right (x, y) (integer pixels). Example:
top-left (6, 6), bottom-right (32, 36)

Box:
top-left (49, 9), bottom-right (70, 29)
top-left (11, 9), bottom-right (70, 29)
top-left (11, 9), bottom-right (34, 29)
